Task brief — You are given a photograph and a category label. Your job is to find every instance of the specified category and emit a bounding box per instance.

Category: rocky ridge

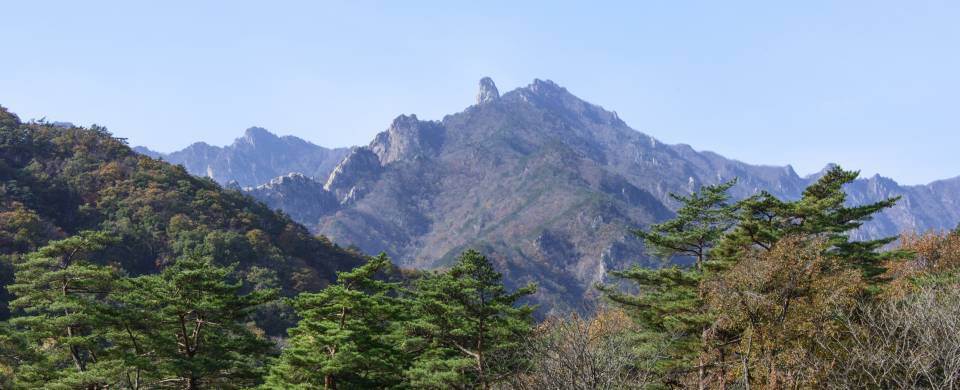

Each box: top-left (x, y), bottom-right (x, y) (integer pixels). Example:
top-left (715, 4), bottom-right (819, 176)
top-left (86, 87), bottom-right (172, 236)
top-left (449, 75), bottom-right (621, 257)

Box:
top-left (140, 78), bottom-right (960, 314)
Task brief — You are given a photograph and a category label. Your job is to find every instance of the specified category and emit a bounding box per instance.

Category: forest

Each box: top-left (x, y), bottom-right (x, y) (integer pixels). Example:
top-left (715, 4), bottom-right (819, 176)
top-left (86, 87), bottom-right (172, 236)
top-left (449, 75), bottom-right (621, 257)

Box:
top-left (2, 106), bottom-right (960, 389)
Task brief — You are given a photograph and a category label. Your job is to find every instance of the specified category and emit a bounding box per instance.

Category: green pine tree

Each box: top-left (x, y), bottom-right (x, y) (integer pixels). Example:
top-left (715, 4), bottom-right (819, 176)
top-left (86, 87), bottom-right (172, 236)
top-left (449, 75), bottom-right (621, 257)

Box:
top-left (404, 250), bottom-right (535, 390)
top-left (6, 231), bottom-right (122, 389)
top-left (717, 165), bottom-right (904, 283)
top-left (262, 253), bottom-right (408, 389)
top-left (0, 319), bottom-right (37, 388)
top-left (599, 266), bottom-right (707, 389)
top-left (112, 254), bottom-right (277, 389)
top-left (600, 181), bottom-right (736, 389)
top-left (635, 180), bottom-right (738, 271)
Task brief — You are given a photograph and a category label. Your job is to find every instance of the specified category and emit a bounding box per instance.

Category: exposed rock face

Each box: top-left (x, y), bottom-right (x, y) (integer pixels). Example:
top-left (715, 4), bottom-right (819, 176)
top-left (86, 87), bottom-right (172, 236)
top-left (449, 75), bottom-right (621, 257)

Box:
top-left (369, 114), bottom-right (446, 165)
top-left (477, 77), bottom-right (499, 104)
top-left (244, 173), bottom-right (339, 225)
top-left (167, 78), bottom-right (960, 315)
top-left (323, 147), bottom-right (383, 203)
top-left (134, 127), bottom-right (349, 187)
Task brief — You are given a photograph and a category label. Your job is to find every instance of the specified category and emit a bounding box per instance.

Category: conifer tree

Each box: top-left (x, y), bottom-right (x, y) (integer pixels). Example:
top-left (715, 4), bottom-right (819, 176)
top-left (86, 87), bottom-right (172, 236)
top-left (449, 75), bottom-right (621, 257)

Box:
top-left (6, 231), bottom-right (122, 389)
top-left (113, 254), bottom-right (276, 389)
top-left (635, 180), bottom-right (738, 271)
top-left (404, 250), bottom-right (535, 390)
top-left (600, 181), bottom-right (736, 389)
top-left (262, 253), bottom-right (408, 389)
top-left (717, 165), bottom-right (904, 283)
top-left (598, 267), bottom-right (707, 389)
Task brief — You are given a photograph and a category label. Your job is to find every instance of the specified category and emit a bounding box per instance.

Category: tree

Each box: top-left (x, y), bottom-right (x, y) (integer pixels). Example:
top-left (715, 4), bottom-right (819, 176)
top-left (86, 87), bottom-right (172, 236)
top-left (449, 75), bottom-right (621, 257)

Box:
top-left (112, 255), bottom-right (276, 389)
top-left (262, 253), bottom-right (408, 389)
top-left (598, 266), bottom-right (708, 389)
top-left (635, 180), bottom-right (737, 271)
top-left (824, 284), bottom-right (960, 389)
top-left (507, 309), bottom-right (653, 390)
top-left (6, 231), bottom-right (122, 389)
top-left (600, 181), bottom-right (737, 389)
top-left (703, 166), bottom-right (905, 387)
top-left (706, 237), bottom-right (863, 388)
top-left (404, 250), bottom-right (535, 390)
top-left (0, 321), bottom-right (36, 389)
top-left (717, 166), bottom-right (904, 283)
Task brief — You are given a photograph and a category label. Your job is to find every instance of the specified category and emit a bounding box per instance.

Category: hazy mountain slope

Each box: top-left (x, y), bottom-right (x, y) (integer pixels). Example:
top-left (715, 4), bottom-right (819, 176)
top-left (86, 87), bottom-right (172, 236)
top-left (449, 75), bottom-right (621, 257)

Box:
top-left (277, 79), bottom-right (850, 312)
top-left (843, 174), bottom-right (960, 239)
top-left (136, 127), bottom-right (349, 187)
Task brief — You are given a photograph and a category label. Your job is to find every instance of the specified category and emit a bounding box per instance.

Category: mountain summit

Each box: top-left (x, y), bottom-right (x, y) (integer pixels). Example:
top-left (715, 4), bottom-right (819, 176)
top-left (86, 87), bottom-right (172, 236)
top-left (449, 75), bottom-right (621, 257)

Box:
top-left (477, 77), bottom-right (499, 104)
top-left (138, 78), bottom-right (960, 314)
top-left (138, 128), bottom-right (349, 187)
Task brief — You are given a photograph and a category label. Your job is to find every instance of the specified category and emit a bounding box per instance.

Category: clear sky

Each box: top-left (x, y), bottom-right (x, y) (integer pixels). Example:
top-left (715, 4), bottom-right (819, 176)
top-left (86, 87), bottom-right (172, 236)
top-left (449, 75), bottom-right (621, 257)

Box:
top-left (2, 1), bottom-right (958, 185)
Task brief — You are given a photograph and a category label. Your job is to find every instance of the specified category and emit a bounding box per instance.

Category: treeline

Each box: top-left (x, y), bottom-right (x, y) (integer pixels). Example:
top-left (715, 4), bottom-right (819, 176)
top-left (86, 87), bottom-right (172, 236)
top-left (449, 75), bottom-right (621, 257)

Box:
top-left (0, 105), bottom-right (364, 329)
top-left (0, 236), bottom-right (534, 388)
top-left (4, 166), bottom-right (957, 389)
top-left (587, 167), bottom-right (960, 389)
top-left (3, 105), bottom-right (960, 389)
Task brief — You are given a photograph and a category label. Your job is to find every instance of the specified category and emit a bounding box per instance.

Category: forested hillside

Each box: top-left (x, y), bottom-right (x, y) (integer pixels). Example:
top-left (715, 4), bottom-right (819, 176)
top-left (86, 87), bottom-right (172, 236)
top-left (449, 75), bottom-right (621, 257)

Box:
top-left (0, 105), bottom-right (364, 325)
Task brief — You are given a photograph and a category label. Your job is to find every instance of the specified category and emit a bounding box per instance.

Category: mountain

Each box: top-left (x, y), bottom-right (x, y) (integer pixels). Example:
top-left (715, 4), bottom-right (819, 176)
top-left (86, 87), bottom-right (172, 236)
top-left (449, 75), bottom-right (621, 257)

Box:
top-left (135, 127), bottom-right (350, 187)
top-left (139, 79), bottom-right (960, 314)
top-left (0, 106), bottom-right (364, 331)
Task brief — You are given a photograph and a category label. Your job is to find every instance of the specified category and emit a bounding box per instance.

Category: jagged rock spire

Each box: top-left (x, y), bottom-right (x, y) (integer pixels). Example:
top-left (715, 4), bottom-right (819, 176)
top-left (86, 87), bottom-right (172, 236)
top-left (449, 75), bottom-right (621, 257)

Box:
top-left (477, 77), bottom-right (499, 104)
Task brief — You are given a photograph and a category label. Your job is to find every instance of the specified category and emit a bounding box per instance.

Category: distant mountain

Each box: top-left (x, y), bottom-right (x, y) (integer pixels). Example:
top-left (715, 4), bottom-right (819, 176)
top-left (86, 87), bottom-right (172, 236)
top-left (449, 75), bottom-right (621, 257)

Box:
top-left (148, 79), bottom-right (960, 314)
top-left (135, 127), bottom-right (350, 187)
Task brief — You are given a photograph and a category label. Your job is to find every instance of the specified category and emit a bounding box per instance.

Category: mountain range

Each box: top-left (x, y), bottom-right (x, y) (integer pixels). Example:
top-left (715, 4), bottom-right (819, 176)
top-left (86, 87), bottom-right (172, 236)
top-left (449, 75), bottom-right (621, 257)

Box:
top-left (136, 78), bottom-right (960, 313)
top-left (135, 128), bottom-right (349, 187)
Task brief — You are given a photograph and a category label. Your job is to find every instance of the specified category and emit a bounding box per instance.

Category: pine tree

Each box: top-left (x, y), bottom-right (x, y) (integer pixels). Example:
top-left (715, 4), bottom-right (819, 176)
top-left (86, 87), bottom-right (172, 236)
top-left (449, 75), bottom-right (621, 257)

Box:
top-left (635, 180), bottom-right (738, 271)
top-left (112, 254), bottom-right (276, 389)
top-left (600, 181), bottom-right (736, 389)
top-left (6, 231), bottom-right (122, 389)
top-left (262, 253), bottom-right (408, 389)
top-left (598, 266), bottom-right (707, 389)
top-left (717, 165), bottom-right (904, 283)
top-left (703, 166), bottom-right (905, 387)
top-left (404, 250), bottom-right (535, 390)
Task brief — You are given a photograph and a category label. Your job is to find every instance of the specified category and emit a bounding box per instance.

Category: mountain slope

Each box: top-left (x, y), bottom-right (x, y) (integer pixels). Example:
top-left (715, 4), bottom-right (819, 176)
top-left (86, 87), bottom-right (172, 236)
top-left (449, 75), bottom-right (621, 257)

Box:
top-left (139, 79), bottom-right (960, 313)
top-left (136, 127), bottom-right (349, 187)
top-left (0, 106), bottom-right (364, 329)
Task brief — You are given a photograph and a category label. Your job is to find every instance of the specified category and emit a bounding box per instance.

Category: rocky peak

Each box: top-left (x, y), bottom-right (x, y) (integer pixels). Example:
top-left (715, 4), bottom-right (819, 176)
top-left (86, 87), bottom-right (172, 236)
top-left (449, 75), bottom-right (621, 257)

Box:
top-left (389, 114), bottom-right (421, 130)
top-left (369, 114), bottom-right (446, 165)
top-left (323, 147), bottom-right (383, 202)
top-left (239, 127), bottom-right (280, 147)
top-left (521, 79), bottom-right (573, 100)
top-left (260, 172), bottom-right (314, 188)
top-left (244, 172), bottom-right (340, 221)
top-left (477, 77), bottom-right (500, 104)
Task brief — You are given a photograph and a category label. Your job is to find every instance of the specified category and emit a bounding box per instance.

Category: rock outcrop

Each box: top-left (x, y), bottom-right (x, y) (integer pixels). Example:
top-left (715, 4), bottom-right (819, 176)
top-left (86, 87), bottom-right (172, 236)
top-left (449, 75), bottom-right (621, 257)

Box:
top-left (476, 77), bottom-right (499, 104)
top-left (162, 78), bottom-right (960, 315)
top-left (244, 173), bottom-right (340, 224)
top-left (369, 114), bottom-right (446, 165)
top-left (134, 127), bottom-right (349, 187)
top-left (323, 147), bottom-right (383, 203)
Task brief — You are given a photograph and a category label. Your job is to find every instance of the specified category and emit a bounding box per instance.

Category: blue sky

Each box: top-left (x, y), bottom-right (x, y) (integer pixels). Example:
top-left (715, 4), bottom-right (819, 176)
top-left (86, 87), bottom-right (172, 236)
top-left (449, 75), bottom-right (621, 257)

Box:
top-left (1, 1), bottom-right (958, 184)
